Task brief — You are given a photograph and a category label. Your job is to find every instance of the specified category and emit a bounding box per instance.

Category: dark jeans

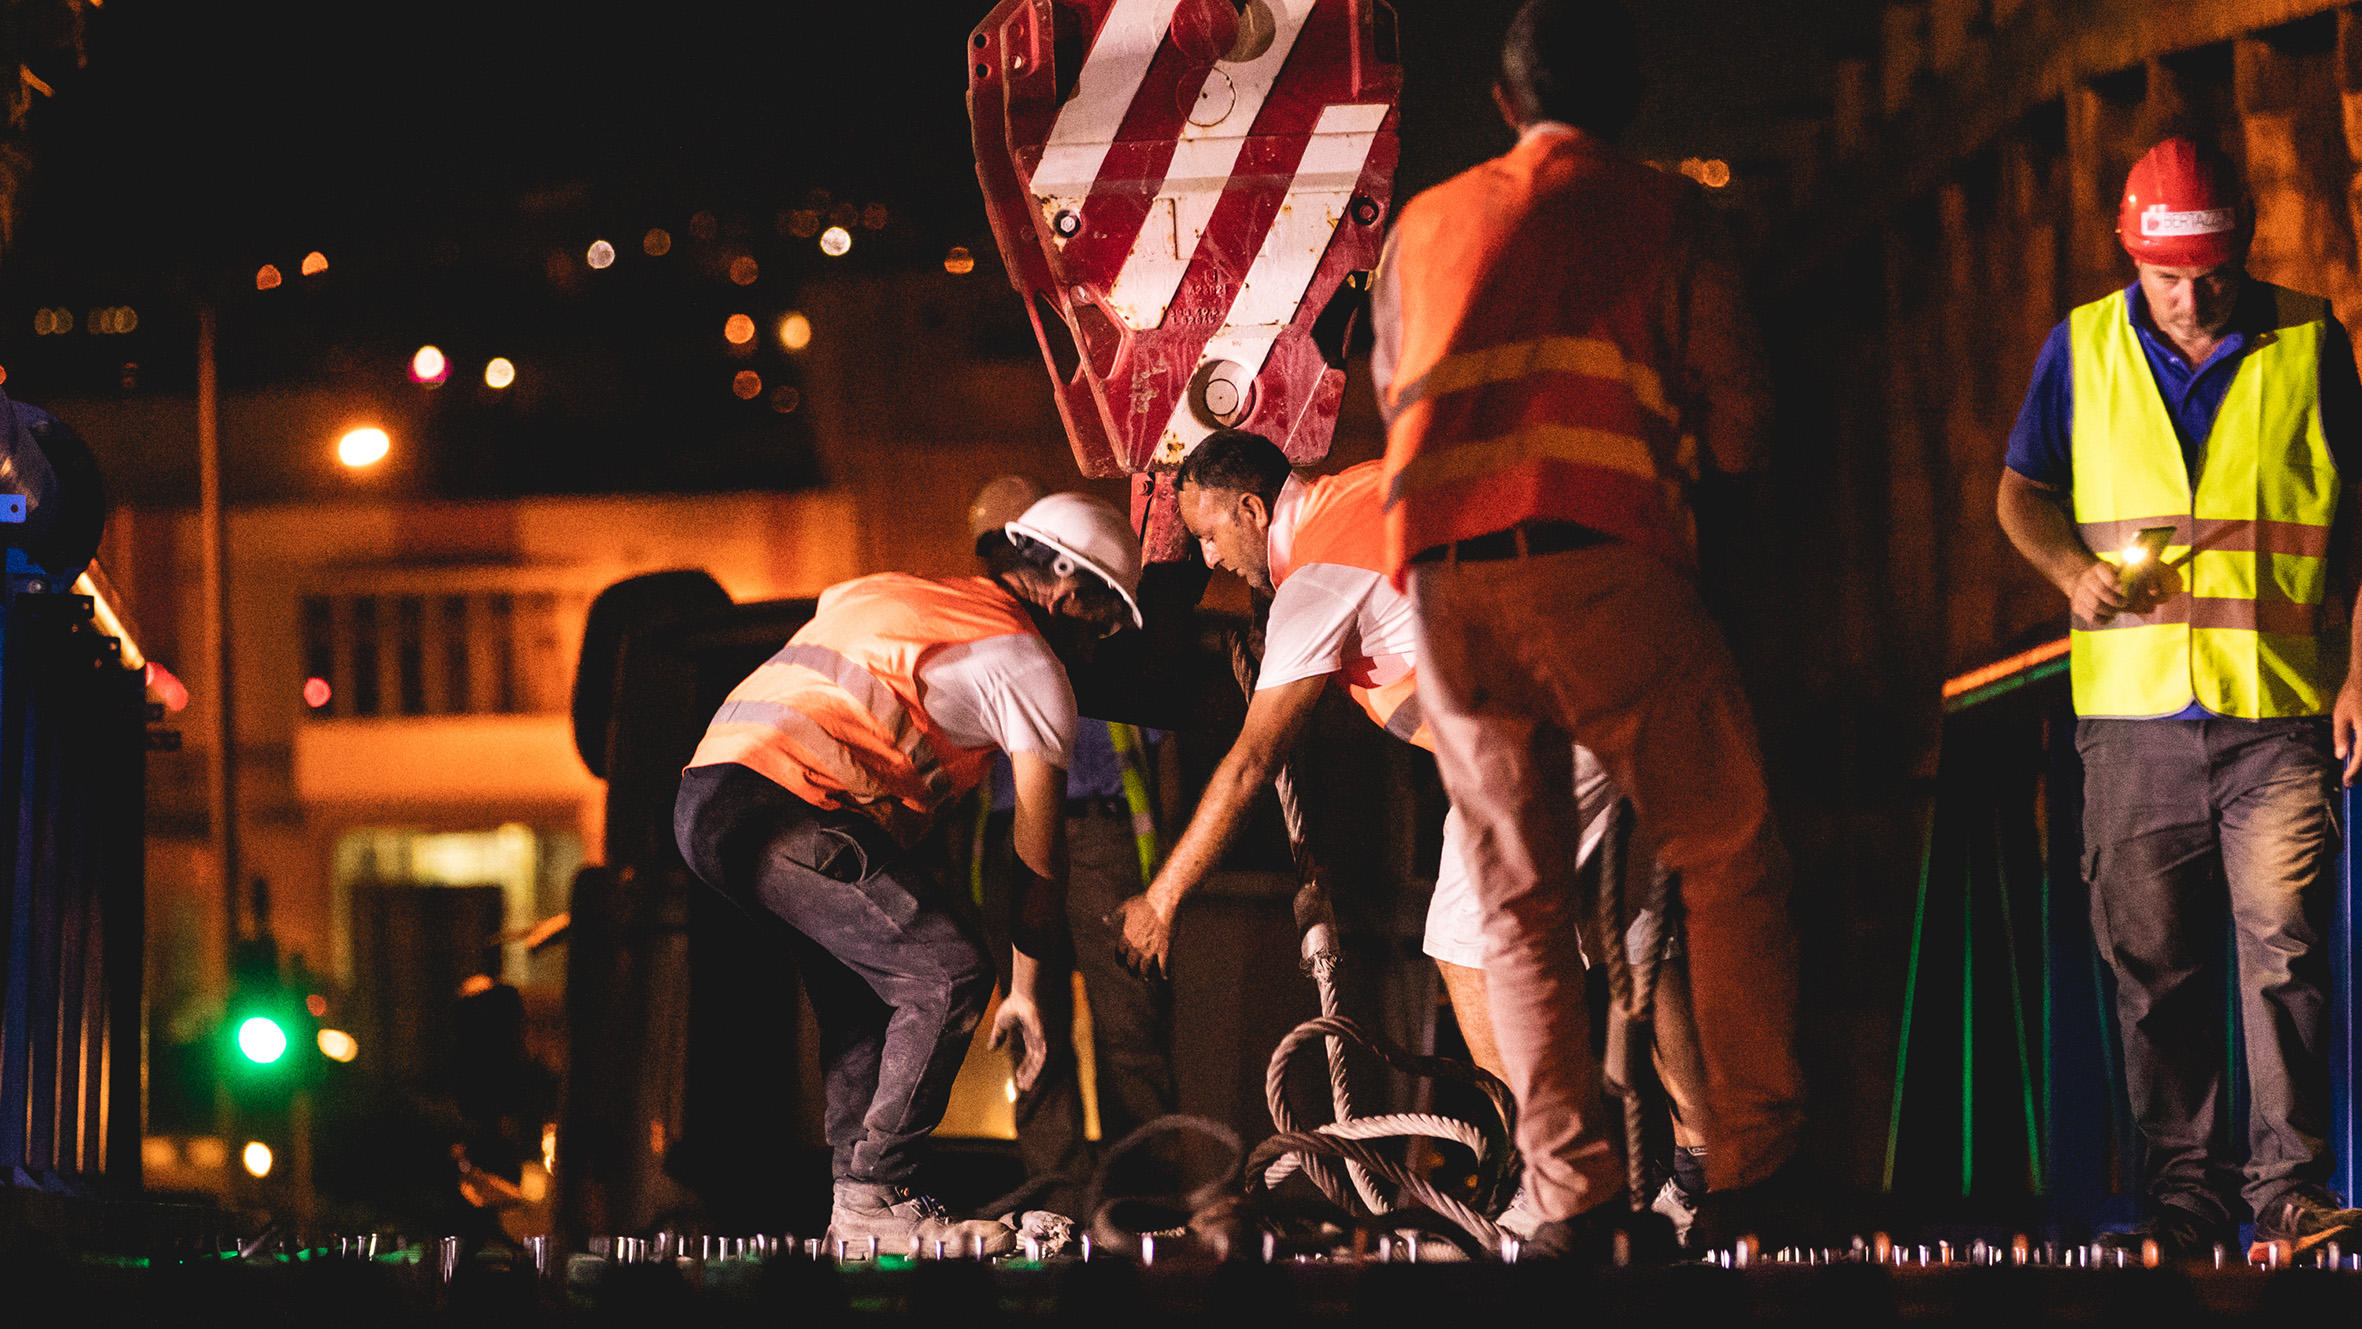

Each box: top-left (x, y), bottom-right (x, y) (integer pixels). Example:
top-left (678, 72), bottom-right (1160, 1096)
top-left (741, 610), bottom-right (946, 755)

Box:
top-left (2078, 717), bottom-right (2341, 1221)
top-left (978, 804), bottom-right (1175, 1217)
top-left (675, 763), bottom-right (994, 1187)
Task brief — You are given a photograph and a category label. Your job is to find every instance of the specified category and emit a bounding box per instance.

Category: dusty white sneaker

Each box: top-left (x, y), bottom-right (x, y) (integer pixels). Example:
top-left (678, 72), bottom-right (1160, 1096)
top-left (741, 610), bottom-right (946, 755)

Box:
top-left (827, 1180), bottom-right (1016, 1257)
top-left (1651, 1177), bottom-right (1699, 1248)
top-left (1497, 1184), bottom-right (1545, 1239)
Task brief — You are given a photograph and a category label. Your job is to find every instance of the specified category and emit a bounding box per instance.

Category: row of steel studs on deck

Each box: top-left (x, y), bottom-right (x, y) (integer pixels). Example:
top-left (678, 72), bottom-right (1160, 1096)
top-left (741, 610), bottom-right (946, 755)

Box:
top-left (434, 1229), bottom-right (2362, 1275)
top-left (1690, 1234), bottom-right (2362, 1272)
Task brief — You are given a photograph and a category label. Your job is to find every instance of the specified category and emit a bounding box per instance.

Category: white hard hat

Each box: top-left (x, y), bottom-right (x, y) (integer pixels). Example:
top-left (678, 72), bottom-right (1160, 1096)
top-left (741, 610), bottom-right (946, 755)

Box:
top-left (1005, 491), bottom-right (1144, 630)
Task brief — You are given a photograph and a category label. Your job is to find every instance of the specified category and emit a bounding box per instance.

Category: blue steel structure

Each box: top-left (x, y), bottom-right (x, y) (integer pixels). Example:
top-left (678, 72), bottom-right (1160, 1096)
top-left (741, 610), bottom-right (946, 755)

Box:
top-left (0, 546), bottom-right (148, 1198)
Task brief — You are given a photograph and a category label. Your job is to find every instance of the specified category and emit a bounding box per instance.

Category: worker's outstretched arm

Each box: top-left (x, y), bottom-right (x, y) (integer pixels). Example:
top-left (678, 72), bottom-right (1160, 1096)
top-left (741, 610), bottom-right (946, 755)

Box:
top-left (1113, 674), bottom-right (1327, 974)
top-left (2335, 483), bottom-right (2362, 785)
top-left (1997, 467), bottom-right (2133, 625)
top-left (988, 750), bottom-right (1066, 1091)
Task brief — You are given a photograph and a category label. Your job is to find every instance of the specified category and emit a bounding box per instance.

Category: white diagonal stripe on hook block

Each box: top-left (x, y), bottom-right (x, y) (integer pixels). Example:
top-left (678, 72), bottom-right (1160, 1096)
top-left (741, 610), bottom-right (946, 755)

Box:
top-left (1105, 0), bottom-right (1320, 331)
top-left (1155, 100), bottom-right (1390, 458)
top-left (1030, 0), bottom-right (1186, 198)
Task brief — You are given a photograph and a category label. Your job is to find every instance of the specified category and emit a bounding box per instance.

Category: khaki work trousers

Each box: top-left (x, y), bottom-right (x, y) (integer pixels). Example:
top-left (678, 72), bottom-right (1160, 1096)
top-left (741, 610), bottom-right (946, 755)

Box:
top-left (1410, 541), bottom-right (1806, 1219)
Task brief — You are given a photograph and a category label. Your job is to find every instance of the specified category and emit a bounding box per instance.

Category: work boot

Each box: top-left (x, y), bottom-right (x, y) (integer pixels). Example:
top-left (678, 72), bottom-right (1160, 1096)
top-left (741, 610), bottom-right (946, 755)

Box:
top-left (1517, 1205), bottom-right (1678, 1266)
top-left (2099, 1197), bottom-right (2230, 1263)
top-left (2252, 1186), bottom-right (2362, 1259)
top-left (827, 1180), bottom-right (1017, 1258)
top-left (1689, 1153), bottom-right (1834, 1253)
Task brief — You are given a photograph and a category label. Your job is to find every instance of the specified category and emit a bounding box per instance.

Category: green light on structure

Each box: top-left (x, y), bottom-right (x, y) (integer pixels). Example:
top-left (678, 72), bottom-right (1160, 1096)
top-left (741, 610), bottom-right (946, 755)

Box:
top-left (237, 1016), bottom-right (289, 1065)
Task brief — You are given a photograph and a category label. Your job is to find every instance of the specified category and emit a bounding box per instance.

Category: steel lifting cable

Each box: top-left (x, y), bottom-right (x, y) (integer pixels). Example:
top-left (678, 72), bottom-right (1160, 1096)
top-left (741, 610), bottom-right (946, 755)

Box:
top-left (1249, 1013), bottom-right (1519, 1249)
top-left (1227, 627), bottom-right (1523, 1248)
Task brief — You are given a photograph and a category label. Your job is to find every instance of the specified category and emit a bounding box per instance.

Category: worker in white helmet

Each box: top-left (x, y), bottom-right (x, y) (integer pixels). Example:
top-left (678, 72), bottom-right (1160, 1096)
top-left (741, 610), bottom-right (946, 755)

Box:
top-left (674, 491), bottom-right (1142, 1255)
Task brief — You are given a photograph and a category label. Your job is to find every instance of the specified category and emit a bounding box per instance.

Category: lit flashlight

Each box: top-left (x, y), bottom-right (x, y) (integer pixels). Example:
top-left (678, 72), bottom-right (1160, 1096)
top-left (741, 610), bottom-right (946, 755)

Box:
top-left (2120, 541), bottom-right (2150, 567)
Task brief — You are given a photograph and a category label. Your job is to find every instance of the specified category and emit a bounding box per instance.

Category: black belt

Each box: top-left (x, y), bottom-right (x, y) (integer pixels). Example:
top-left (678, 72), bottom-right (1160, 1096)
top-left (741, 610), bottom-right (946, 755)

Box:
top-left (1408, 520), bottom-right (1611, 565)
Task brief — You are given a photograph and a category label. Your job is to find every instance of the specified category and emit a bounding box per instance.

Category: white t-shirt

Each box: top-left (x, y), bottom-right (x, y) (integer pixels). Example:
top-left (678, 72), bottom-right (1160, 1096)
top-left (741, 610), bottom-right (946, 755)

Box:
top-left (1257, 475), bottom-right (1423, 693)
top-left (916, 634), bottom-right (1077, 768)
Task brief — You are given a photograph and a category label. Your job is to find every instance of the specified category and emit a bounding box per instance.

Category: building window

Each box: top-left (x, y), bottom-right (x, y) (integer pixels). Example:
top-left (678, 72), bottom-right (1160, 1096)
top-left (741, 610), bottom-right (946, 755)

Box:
top-left (299, 591), bottom-right (571, 719)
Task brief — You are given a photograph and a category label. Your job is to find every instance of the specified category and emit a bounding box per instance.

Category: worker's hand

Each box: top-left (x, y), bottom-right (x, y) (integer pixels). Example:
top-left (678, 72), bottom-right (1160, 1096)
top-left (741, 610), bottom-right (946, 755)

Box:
top-left (2068, 558), bottom-right (2132, 626)
top-left (1111, 894), bottom-right (1172, 976)
top-left (2336, 677), bottom-right (2362, 786)
top-left (988, 992), bottom-right (1049, 1093)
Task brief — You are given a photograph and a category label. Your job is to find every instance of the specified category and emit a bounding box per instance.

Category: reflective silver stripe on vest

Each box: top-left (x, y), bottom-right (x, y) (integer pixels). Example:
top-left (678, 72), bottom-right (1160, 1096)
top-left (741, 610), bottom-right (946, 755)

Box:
top-left (710, 699), bottom-right (890, 799)
top-left (747, 643), bottom-right (954, 801)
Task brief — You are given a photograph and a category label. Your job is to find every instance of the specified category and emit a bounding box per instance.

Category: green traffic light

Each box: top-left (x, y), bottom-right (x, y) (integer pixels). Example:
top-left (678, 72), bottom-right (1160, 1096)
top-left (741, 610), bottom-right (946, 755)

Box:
top-left (237, 1016), bottom-right (288, 1065)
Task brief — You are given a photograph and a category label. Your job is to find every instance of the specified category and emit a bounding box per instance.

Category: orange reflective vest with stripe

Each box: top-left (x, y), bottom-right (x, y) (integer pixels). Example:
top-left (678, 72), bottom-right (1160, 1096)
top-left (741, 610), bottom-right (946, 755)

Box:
top-left (688, 574), bottom-right (1042, 820)
top-left (1272, 461), bottom-right (1434, 750)
top-left (1379, 130), bottom-right (1693, 579)
top-left (2067, 283), bottom-right (2342, 718)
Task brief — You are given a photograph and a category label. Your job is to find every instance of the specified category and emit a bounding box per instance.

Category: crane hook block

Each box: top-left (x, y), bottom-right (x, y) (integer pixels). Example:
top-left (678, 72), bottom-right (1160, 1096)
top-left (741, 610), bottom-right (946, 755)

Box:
top-left (968, 0), bottom-right (1402, 559)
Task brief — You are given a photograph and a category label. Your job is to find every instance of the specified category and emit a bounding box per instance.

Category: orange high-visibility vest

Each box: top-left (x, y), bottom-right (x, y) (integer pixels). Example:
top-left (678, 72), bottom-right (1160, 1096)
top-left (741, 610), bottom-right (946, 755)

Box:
top-left (1379, 130), bottom-right (1693, 580)
top-left (1272, 461), bottom-right (1434, 751)
top-left (688, 574), bottom-right (1043, 819)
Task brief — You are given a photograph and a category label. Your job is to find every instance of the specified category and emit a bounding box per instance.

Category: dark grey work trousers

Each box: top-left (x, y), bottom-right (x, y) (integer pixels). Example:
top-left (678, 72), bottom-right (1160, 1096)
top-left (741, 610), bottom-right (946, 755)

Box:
top-left (2078, 717), bottom-right (2341, 1222)
top-left (675, 763), bottom-right (994, 1188)
top-left (978, 804), bottom-right (1176, 1218)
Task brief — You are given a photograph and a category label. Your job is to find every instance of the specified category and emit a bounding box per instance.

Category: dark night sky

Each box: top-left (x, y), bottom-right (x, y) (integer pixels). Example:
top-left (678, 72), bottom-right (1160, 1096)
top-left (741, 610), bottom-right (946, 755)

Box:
top-left (0, 0), bottom-right (1868, 499)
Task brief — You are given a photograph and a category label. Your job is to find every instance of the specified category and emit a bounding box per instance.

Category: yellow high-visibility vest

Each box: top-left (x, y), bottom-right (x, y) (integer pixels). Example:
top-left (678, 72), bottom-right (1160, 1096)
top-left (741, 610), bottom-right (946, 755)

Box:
top-left (2067, 283), bottom-right (2340, 718)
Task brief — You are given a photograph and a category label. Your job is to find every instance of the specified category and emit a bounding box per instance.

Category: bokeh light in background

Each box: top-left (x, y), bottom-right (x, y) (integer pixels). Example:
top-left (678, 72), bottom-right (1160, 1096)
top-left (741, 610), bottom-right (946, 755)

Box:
top-left (586, 239), bottom-right (616, 270)
top-left (303, 677), bottom-right (332, 709)
top-left (723, 314), bottom-right (755, 345)
top-left (819, 226), bottom-right (852, 257)
top-left (484, 357), bottom-right (516, 389)
top-left (243, 1141), bottom-right (273, 1178)
top-left (305, 993), bottom-right (329, 1018)
top-left (732, 370), bottom-right (762, 399)
top-left (409, 345), bottom-right (449, 385)
top-left (301, 251), bottom-right (330, 276)
top-left (337, 427), bottom-right (390, 469)
top-left (728, 256), bottom-right (759, 285)
top-left (769, 386), bottom-right (800, 414)
top-left (777, 311), bottom-right (811, 351)
top-left (255, 265), bottom-right (283, 291)
top-left (1677, 157), bottom-right (1731, 188)
top-left (317, 1029), bottom-right (358, 1063)
top-left (642, 228), bottom-right (671, 257)
top-left (944, 246), bottom-right (975, 275)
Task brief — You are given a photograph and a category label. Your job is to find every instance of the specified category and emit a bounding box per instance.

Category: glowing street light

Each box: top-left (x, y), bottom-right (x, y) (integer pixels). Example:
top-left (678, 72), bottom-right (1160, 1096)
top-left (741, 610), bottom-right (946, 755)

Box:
top-left (484, 357), bottom-right (516, 389)
top-left (819, 225), bottom-right (853, 257)
top-left (317, 1028), bottom-right (358, 1063)
top-left (243, 1140), bottom-right (274, 1178)
top-left (410, 344), bottom-right (449, 385)
top-left (236, 1016), bottom-right (288, 1065)
top-left (778, 311), bottom-right (812, 351)
top-left (724, 314), bottom-right (756, 346)
top-left (337, 427), bottom-right (390, 469)
top-left (586, 239), bottom-right (616, 270)
top-left (301, 251), bottom-right (330, 276)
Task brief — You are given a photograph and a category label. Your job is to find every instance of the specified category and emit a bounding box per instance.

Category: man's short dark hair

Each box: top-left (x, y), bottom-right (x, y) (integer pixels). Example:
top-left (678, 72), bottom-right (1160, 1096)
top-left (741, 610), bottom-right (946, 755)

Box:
top-left (1500, 0), bottom-right (1643, 137)
top-left (1174, 428), bottom-right (1290, 509)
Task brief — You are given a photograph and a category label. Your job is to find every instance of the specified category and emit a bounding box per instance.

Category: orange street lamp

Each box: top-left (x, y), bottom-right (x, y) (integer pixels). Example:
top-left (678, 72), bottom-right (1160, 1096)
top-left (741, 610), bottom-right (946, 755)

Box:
top-left (337, 427), bottom-right (390, 469)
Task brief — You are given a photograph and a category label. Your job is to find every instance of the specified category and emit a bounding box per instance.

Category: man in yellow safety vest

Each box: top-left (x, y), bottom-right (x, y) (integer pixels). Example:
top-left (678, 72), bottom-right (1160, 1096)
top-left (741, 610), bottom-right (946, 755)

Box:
top-left (1997, 135), bottom-right (2362, 1259)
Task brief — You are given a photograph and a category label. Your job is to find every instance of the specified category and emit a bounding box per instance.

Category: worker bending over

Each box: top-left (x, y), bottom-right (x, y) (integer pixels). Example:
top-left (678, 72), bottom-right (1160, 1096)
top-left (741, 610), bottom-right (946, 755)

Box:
top-left (674, 493), bottom-right (1142, 1254)
top-left (1374, 0), bottom-right (1805, 1259)
top-left (1111, 428), bottom-right (1711, 1236)
top-left (965, 476), bottom-right (1179, 1221)
top-left (1997, 136), bottom-right (2362, 1258)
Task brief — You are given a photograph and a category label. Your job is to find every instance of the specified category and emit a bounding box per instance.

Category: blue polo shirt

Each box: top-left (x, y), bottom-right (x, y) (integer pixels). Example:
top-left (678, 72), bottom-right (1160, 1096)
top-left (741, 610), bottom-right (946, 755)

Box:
top-left (986, 719), bottom-right (1165, 812)
top-left (2004, 280), bottom-right (2362, 718)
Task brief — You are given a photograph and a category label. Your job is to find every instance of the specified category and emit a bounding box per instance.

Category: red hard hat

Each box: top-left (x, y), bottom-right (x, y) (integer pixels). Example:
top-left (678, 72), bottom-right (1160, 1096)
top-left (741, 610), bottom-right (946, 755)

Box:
top-left (2118, 137), bottom-right (2244, 267)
